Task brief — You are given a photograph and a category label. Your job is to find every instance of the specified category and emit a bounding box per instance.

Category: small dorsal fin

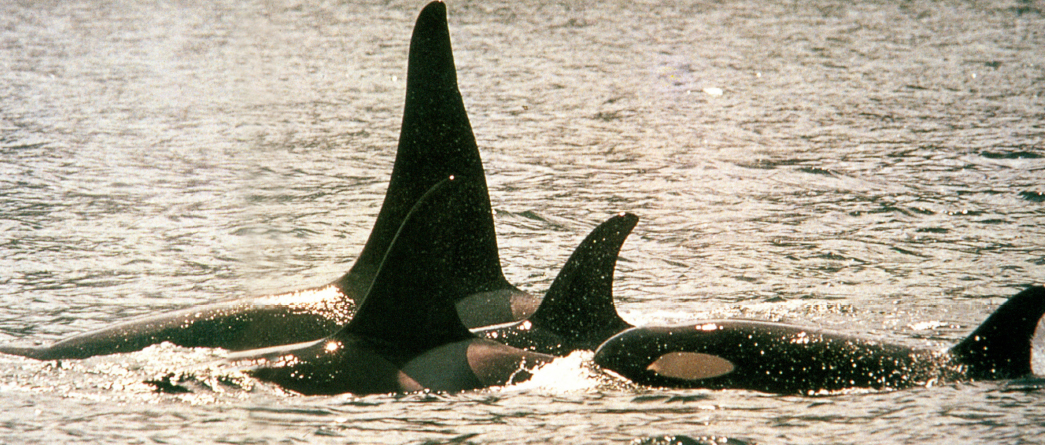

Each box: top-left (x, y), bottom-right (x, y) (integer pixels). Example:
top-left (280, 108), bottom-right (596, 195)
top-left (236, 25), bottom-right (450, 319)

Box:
top-left (336, 1), bottom-right (509, 299)
top-left (951, 285), bottom-right (1045, 379)
top-left (342, 176), bottom-right (484, 351)
top-left (528, 213), bottom-right (638, 347)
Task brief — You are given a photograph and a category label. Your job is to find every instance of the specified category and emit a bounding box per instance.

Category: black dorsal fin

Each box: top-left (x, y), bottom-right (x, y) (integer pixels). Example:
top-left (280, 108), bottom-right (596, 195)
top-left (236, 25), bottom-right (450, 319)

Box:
top-left (336, 1), bottom-right (509, 299)
top-left (528, 213), bottom-right (639, 348)
top-left (342, 176), bottom-right (484, 351)
top-left (950, 285), bottom-right (1045, 379)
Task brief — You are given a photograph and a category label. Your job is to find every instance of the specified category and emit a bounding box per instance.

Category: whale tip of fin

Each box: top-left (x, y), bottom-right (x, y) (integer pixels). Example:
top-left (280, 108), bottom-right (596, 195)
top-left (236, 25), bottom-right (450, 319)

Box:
top-left (951, 285), bottom-right (1045, 379)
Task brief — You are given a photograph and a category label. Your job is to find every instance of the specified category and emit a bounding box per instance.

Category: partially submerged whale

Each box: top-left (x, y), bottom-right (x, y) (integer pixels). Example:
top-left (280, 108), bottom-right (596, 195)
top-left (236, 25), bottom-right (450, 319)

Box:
top-left (475, 213), bottom-right (637, 356)
top-left (228, 177), bottom-right (553, 396)
top-left (0, 1), bottom-right (537, 360)
top-left (594, 286), bottom-right (1045, 394)
top-left (475, 213), bottom-right (1045, 394)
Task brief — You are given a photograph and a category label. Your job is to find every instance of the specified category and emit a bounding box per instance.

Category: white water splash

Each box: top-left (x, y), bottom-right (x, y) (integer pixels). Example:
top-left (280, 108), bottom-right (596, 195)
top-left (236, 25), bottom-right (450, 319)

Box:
top-left (504, 351), bottom-right (627, 393)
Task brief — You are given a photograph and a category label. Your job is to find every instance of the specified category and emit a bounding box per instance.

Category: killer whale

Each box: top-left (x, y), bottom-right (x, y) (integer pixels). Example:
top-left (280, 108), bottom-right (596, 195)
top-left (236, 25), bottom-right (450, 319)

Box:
top-left (0, 1), bottom-right (537, 360)
top-left (228, 177), bottom-right (553, 396)
top-left (593, 285), bottom-right (1045, 394)
top-left (475, 213), bottom-right (638, 356)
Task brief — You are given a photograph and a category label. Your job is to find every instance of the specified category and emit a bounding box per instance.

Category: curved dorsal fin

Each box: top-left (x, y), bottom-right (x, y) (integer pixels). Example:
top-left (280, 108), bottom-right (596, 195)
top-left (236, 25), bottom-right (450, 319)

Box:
top-left (951, 285), bottom-right (1045, 379)
top-left (337, 1), bottom-right (509, 299)
top-left (342, 176), bottom-right (486, 352)
top-left (528, 213), bottom-right (638, 347)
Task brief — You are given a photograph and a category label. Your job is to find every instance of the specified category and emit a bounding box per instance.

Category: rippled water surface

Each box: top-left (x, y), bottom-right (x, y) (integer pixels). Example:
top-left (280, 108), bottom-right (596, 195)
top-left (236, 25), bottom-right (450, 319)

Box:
top-left (2, 0), bottom-right (1044, 443)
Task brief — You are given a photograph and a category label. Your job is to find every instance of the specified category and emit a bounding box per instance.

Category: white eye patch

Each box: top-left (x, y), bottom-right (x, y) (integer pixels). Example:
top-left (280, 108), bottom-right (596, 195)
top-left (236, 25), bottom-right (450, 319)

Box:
top-left (646, 352), bottom-right (735, 380)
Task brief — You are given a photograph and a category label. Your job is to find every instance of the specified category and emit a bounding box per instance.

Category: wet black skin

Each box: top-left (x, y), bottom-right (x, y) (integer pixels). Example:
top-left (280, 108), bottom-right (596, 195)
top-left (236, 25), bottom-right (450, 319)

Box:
top-left (594, 286), bottom-right (1045, 394)
top-left (475, 213), bottom-right (638, 356)
top-left (232, 177), bottom-right (552, 396)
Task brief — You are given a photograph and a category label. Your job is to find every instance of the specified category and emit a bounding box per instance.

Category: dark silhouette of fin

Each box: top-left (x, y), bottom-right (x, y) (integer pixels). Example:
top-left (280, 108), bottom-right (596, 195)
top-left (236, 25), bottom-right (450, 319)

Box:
top-left (527, 212), bottom-right (638, 349)
top-left (341, 176), bottom-right (482, 352)
top-left (951, 285), bottom-right (1045, 379)
top-left (336, 1), bottom-right (511, 302)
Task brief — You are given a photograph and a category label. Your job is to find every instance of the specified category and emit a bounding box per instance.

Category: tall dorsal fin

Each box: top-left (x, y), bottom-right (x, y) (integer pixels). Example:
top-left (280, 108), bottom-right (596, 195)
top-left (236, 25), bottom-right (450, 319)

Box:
top-left (336, 1), bottom-right (509, 299)
top-left (342, 176), bottom-right (485, 352)
top-left (950, 285), bottom-right (1045, 379)
top-left (528, 213), bottom-right (638, 347)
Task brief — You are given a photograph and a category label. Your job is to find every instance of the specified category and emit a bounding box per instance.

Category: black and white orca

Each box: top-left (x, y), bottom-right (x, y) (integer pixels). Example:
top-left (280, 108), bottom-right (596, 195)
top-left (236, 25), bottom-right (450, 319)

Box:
top-left (475, 213), bottom-right (637, 356)
top-left (0, 1), bottom-right (537, 360)
top-left (228, 177), bottom-right (553, 396)
top-left (593, 285), bottom-right (1045, 394)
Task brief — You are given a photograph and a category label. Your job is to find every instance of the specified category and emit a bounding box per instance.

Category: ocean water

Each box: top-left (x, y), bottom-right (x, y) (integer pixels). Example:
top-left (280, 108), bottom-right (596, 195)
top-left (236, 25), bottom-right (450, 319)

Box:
top-left (1, 0), bottom-right (1043, 443)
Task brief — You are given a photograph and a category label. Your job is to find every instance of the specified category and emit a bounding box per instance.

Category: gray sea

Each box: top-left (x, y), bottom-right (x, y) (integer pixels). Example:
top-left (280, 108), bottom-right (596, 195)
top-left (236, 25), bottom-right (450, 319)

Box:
top-left (1, 0), bottom-right (1044, 443)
